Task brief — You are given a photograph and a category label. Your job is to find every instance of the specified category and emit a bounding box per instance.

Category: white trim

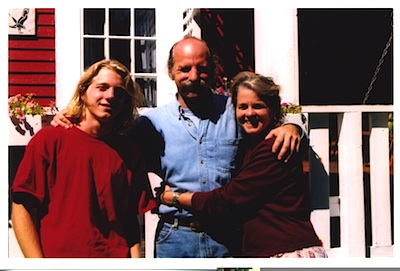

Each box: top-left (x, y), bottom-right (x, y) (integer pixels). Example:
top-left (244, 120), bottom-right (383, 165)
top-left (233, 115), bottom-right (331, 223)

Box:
top-left (254, 8), bottom-right (299, 104)
top-left (153, 8), bottom-right (183, 106)
top-left (337, 112), bottom-right (366, 257)
top-left (302, 105), bottom-right (393, 113)
top-left (369, 113), bottom-right (392, 256)
top-left (55, 8), bottom-right (82, 110)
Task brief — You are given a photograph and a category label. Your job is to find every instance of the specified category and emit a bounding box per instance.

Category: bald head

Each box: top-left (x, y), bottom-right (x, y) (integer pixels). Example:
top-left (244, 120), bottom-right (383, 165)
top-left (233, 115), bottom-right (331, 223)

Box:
top-left (167, 36), bottom-right (217, 83)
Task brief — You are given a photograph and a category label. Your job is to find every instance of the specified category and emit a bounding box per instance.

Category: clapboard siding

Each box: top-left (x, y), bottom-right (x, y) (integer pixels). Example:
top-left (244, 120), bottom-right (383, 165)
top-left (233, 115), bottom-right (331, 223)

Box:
top-left (9, 85), bottom-right (55, 97)
top-left (36, 25), bottom-right (56, 37)
top-left (8, 8), bottom-right (56, 107)
top-left (8, 61), bottom-right (55, 73)
top-left (37, 12), bottom-right (55, 25)
top-left (8, 74), bottom-right (55, 85)
top-left (8, 39), bottom-right (55, 49)
top-left (9, 49), bottom-right (56, 61)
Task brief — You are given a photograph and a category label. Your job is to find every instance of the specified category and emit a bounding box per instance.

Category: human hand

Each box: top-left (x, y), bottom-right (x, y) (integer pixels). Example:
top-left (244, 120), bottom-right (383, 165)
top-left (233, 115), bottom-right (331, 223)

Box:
top-left (50, 109), bottom-right (73, 129)
top-left (161, 185), bottom-right (174, 205)
top-left (154, 182), bottom-right (173, 206)
top-left (129, 243), bottom-right (140, 258)
top-left (266, 124), bottom-right (301, 163)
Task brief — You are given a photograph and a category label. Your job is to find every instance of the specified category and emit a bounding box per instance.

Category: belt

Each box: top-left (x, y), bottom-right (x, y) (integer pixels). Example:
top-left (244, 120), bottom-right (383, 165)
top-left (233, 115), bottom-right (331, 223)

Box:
top-left (161, 216), bottom-right (204, 232)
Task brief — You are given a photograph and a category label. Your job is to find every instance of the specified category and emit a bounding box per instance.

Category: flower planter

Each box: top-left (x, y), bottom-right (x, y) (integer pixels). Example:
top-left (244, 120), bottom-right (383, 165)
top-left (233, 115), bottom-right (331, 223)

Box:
top-left (9, 115), bottom-right (42, 146)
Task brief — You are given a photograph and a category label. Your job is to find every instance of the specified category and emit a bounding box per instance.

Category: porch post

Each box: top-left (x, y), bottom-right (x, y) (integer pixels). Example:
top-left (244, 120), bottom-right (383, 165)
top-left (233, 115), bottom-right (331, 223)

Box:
top-left (369, 113), bottom-right (392, 257)
top-left (55, 8), bottom-right (81, 109)
top-left (254, 8), bottom-right (299, 104)
top-left (337, 112), bottom-right (365, 257)
top-left (154, 8), bottom-right (184, 107)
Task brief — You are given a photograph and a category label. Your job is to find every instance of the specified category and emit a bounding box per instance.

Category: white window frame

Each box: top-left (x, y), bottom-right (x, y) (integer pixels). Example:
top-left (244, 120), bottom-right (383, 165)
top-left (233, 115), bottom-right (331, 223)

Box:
top-left (56, 7), bottom-right (183, 110)
top-left (81, 8), bottom-right (158, 106)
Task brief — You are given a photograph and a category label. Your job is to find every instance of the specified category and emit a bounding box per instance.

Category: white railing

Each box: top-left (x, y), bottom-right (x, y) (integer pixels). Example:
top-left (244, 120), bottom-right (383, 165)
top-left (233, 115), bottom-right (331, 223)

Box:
top-left (303, 105), bottom-right (393, 258)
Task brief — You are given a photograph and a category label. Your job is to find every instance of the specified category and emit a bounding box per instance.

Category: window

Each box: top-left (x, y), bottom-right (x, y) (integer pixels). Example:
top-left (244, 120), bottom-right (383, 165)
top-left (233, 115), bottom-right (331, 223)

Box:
top-left (298, 9), bottom-right (393, 105)
top-left (82, 8), bottom-right (157, 106)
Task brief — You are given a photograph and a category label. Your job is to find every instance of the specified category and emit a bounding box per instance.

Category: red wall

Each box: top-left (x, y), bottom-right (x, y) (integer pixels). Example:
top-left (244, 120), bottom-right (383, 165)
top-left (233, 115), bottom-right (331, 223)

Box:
top-left (8, 8), bottom-right (56, 107)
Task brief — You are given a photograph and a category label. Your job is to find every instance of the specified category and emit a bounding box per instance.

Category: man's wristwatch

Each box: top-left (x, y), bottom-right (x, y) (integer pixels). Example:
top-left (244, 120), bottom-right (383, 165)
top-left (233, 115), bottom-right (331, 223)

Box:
top-left (172, 192), bottom-right (181, 208)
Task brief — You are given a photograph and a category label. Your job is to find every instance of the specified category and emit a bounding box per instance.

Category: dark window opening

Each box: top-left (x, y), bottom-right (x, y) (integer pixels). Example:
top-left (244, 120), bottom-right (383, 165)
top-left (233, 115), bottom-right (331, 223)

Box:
top-left (298, 9), bottom-right (393, 105)
top-left (198, 9), bottom-right (255, 88)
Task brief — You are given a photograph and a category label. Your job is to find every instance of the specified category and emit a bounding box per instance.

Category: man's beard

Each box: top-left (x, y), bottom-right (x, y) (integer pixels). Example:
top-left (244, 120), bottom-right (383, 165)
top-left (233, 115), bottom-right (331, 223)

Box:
top-left (179, 79), bottom-right (214, 118)
top-left (180, 79), bottom-right (210, 98)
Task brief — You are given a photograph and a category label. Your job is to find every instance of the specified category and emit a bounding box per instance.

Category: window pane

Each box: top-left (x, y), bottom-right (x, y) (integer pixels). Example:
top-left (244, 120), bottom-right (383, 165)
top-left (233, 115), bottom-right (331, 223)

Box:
top-left (110, 9), bottom-right (130, 36)
top-left (135, 40), bottom-right (156, 73)
top-left (110, 39), bottom-right (131, 71)
top-left (84, 9), bottom-right (105, 35)
top-left (84, 38), bottom-right (104, 69)
top-left (135, 9), bottom-right (155, 36)
top-left (136, 78), bottom-right (157, 107)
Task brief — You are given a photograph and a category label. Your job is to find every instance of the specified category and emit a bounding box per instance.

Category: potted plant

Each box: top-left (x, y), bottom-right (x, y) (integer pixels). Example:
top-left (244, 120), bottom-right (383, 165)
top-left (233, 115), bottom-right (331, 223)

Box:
top-left (8, 93), bottom-right (46, 145)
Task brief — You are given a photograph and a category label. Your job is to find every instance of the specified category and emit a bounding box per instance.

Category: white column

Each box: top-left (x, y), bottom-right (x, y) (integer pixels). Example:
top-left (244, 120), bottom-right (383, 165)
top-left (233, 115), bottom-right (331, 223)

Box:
top-left (337, 112), bottom-right (365, 257)
top-left (55, 8), bottom-right (82, 110)
top-left (254, 8), bottom-right (299, 104)
top-left (369, 113), bottom-right (392, 257)
top-left (154, 8), bottom-right (183, 106)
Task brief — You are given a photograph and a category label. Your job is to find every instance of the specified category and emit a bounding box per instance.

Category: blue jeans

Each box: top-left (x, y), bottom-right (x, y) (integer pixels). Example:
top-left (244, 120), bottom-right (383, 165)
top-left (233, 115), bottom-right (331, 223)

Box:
top-left (155, 221), bottom-right (231, 258)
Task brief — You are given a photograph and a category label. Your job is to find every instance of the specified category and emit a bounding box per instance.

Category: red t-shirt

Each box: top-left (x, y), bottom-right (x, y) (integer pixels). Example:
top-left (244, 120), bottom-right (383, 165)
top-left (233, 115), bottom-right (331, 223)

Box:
top-left (11, 126), bottom-right (156, 258)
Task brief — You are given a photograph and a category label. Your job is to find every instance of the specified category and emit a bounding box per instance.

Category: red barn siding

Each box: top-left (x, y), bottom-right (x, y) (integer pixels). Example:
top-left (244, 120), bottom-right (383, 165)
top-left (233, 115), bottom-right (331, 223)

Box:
top-left (8, 61), bottom-right (55, 73)
top-left (9, 74), bottom-right (55, 85)
top-left (8, 8), bottom-right (56, 106)
top-left (9, 49), bottom-right (56, 61)
top-left (9, 86), bottom-right (55, 97)
top-left (8, 39), bottom-right (55, 50)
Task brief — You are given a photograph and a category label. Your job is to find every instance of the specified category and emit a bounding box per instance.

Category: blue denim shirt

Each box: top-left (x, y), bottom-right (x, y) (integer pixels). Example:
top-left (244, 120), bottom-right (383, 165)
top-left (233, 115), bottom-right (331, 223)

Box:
top-left (139, 94), bottom-right (242, 217)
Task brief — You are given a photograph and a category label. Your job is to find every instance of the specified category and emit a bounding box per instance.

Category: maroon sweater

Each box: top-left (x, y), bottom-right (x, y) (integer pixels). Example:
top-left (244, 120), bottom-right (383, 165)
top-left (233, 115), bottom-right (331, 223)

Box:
top-left (191, 136), bottom-right (322, 257)
top-left (11, 126), bottom-right (156, 258)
